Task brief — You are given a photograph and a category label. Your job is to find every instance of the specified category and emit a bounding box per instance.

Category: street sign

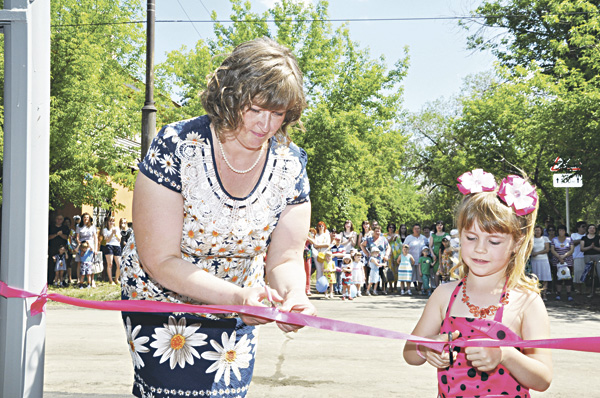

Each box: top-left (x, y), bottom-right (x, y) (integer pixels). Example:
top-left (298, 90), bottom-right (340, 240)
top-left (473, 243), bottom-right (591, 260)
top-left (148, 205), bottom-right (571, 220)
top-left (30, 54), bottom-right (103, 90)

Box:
top-left (553, 173), bottom-right (582, 188)
top-left (550, 157), bottom-right (581, 172)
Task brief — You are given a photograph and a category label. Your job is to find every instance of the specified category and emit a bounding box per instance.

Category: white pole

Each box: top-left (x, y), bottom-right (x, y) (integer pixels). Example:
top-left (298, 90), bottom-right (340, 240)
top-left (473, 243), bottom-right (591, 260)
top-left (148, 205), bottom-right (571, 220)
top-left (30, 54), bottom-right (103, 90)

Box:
top-left (0, 0), bottom-right (51, 396)
top-left (565, 187), bottom-right (570, 234)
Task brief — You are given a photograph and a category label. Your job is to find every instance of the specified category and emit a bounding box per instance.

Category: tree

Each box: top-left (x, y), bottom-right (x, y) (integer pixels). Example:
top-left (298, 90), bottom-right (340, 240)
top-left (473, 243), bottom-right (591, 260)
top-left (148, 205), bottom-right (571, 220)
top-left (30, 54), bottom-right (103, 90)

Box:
top-left (48, 0), bottom-right (147, 211)
top-left (156, 0), bottom-right (424, 229)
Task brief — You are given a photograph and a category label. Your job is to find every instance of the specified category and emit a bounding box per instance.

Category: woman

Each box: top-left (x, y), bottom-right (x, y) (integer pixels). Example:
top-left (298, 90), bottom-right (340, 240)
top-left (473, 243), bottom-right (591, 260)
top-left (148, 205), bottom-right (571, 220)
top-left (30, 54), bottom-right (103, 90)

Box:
top-left (386, 223), bottom-right (400, 292)
top-left (361, 224), bottom-right (390, 294)
top-left (340, 220), bottom-right (357, 254)
top-left (398, 223), bottom-right (408, 243)
top-left (581, 223), bottom-right (600, 298)
top-left (404, 223), bottom-right (427, 294)
top-left (119, 218), bottom-right (133, 249)
top-left (429, 220), bottom-right (449, 289)
top-left (102, 217), bottom-right (122, 284)
top-left (64, 217), bottom-right (77, 285)
top-left (75, 213), bottom-right (97, 287)
top-left (551, 224), bottom-right (574, 301)
top-left (531, 225), bottom-right (552, 300)
top-left (119, 38), bottom-right (315, 398)
top-left (312, 221), bottom-right (331, 281)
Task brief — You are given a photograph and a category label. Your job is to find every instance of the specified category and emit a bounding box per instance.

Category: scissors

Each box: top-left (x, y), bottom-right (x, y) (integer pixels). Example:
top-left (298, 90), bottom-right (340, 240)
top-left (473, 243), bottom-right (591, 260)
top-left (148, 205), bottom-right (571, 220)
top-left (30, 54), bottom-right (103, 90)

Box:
top-left (265, 286), bottom-right (277, 308)
top-left (448, 331), bottom-right (454, 367)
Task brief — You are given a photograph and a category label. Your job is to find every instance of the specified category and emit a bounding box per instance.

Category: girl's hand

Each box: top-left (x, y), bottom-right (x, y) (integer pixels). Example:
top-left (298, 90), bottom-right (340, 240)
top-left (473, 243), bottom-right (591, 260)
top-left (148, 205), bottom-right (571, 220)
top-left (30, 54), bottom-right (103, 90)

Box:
top-left (464, 345), bottom-right (503, 372)
top-left (237, 286), bottom-right (283, 326)
top-left (420, 331), bottom-right (460, 369)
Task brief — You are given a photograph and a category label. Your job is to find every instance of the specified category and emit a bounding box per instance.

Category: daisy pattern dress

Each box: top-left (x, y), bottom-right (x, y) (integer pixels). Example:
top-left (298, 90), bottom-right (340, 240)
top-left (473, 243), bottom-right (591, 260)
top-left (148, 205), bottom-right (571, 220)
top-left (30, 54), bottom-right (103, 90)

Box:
top-left (120, 115), bottom-right (309, 398)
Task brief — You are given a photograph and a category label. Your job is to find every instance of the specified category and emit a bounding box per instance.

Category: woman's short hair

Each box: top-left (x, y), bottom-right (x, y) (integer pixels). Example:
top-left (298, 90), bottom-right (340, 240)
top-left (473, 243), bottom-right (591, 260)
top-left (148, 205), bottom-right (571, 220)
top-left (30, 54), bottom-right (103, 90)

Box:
top-left (201, 37), bottom-right (307, 144)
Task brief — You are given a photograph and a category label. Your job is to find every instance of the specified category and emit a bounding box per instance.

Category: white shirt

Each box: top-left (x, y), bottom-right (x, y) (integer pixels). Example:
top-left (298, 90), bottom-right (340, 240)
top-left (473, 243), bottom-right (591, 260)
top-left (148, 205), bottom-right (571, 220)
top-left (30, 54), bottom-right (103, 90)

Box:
top-left (532, 236), bottom-right (550, 260)
top-left (571, 232), bottom-right (585, 258)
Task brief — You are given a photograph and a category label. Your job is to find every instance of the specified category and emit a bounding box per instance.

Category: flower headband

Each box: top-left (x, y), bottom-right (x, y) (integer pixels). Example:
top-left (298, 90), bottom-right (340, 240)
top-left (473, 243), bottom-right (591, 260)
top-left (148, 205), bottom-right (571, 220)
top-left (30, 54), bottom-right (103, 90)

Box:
top-left (457, 169), bottom-right (538, 216)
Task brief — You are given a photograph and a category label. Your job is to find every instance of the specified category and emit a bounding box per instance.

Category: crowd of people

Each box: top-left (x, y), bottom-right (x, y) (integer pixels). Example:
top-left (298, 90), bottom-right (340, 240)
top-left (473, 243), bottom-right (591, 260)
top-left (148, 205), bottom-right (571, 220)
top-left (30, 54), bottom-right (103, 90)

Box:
top-left (47, 213), bottom-right (133, 288)
top-left (304, 216), bottom-right (600, 301)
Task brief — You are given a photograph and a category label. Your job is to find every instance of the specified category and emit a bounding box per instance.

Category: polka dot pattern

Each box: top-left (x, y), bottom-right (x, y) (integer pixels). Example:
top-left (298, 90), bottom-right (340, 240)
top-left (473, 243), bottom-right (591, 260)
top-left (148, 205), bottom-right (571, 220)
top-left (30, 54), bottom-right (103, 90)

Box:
top-left (437, 282), bottom-right (529, 398)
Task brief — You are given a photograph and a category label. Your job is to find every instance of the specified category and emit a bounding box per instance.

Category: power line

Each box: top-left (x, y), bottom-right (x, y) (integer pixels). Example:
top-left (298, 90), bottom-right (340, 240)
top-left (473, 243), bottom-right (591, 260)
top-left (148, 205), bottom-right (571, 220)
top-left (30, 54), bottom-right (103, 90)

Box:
top-left (51, 11), bottom-right (600, 28)
top-left (177, 0), bottom-right (203, 39)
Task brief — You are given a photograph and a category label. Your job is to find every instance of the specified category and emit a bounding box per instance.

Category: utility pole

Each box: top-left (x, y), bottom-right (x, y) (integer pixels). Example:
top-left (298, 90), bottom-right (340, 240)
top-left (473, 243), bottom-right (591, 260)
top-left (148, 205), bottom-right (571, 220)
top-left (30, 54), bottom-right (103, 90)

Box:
top-left (141, 0), bottom-right (157, 158)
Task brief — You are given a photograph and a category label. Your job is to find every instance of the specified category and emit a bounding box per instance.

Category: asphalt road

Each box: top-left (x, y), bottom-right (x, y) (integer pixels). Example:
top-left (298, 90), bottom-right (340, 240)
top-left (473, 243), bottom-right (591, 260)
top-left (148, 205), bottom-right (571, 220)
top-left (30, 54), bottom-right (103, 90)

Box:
top-left (43, 292), bottom-right (600, 397)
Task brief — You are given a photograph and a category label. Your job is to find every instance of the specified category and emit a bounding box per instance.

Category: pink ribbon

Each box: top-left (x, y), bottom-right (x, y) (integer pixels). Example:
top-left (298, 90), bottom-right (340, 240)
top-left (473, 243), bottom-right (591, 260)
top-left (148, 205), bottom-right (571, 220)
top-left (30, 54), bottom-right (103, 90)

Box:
top-left (1, 280), bottom-right (599, 353)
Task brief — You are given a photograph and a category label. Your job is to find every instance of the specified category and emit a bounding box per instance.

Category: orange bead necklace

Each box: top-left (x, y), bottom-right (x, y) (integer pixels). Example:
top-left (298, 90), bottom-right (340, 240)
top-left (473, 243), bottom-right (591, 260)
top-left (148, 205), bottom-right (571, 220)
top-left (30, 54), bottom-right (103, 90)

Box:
top-left (461, 277), bottom-right (509, 319)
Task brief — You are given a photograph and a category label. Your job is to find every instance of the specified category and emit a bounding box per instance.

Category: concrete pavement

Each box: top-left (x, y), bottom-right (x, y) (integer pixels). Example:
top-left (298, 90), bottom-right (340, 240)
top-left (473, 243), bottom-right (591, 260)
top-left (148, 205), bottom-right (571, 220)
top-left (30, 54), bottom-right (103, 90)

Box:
top-left (43, 292), bottom-right (600, 397)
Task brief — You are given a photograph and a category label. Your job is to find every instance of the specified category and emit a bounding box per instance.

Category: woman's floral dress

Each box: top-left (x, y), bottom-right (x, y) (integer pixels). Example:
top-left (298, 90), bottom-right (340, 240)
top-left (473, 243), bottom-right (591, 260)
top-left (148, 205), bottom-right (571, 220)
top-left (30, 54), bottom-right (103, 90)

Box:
top-left (120, 115), bottom-right (309, 398)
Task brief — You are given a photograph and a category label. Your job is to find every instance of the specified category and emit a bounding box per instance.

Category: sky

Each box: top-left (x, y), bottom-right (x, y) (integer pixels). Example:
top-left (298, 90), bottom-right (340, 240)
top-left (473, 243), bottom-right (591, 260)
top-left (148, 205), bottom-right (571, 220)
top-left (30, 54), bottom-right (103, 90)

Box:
top-left (154, 0), bottom-right (497, 112)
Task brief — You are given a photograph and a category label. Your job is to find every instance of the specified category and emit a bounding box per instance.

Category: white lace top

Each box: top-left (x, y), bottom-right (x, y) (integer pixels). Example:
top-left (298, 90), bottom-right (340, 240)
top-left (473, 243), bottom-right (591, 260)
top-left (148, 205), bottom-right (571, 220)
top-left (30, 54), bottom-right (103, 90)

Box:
top-left (120, 115), bottom-right (310, 306)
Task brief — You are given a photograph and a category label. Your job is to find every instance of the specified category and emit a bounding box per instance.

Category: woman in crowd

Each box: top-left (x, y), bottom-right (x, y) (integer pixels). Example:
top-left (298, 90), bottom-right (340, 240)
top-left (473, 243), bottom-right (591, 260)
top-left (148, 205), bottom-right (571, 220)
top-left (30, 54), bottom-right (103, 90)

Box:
top-left (581, 223), bottom-right (600, 298)
top-left (551, 224), bottom-right (574, 301)
top-left (102, 217), bottom-right (122, 284)
top-left (340, 220), bottom-right (357, 254)
top-left (429, 220), bottom-right (449, 289)
top-left (313, 221), bottom-right (331, 281)
top-left (119, 37), bottom-right (315, 397)
top-left (531, 225), bottom-right (552, 301)
top-left (398, 223), bottom-right (408, 243)
top-left (75, 213), bottom-right (97, 286)
top-left (358, 220), bottom-right (371, 286)
top-left (386, 223), bottom-right (400, 293)
top-left (119, 218), bottom-right (133, 249)
top-left (404, 223), bottom-right (427, 294)
top-left (361, 224), bottom-right (390, 294)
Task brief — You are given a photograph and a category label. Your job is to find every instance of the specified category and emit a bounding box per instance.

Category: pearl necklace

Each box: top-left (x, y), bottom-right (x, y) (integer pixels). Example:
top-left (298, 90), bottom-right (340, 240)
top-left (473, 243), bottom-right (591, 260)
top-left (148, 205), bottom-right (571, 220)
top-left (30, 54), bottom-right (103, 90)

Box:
top-left (216, 137), bottom-right (266, 174)
top-left (461, 277), bottom-right (509, 319)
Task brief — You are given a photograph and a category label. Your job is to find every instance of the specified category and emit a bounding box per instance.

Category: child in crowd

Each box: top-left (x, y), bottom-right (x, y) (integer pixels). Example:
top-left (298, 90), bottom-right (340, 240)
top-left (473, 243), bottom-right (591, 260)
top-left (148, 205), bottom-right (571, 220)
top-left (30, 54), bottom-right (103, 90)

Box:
top-left (323, 251), bottom-right (336, 299)
top-left (350, 250), bottom-right (365, 297)
top-left (341, 255), bottom-right (354, 300)
top-left (436, 237), bottom-right (453, 284)
top-left (419, 247), bottom-right (433, 296)
top-left (396, 244), bottom-right (414, 295)
top-left (78, 241), bottom-right (94, 289)
top-left (450, 228), bottom-right (460, 263)
top-left (52, 245), bottom-right (68, 287)
top-left (404, 169), bottom-right (552, 398)
top-left (366, 246), bottom-right (382, 296)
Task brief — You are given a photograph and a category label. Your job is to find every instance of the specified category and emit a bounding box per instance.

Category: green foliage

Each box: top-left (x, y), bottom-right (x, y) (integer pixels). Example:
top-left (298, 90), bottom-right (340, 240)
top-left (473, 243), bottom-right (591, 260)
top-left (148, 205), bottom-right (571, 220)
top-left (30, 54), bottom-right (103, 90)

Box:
top-left (156, 0), bottom-right (425, 230)
top-left (49, 0), bottom-right (146, 211)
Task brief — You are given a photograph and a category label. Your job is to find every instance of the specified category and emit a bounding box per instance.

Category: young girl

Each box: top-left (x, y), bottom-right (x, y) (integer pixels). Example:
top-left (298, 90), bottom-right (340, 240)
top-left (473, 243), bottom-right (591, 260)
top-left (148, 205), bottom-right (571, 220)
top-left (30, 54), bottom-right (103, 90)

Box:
top-left (350, 250), bottom-right (365, 297)
top-left (436, 237), bottom-right (453, 284)
top-left (322, 251), bottom-right (336, 299)
top-left (78, 241), bottom-right (95, 288)
top-left (396, 244), bottom-right (414, 295)
top-left (404, 170), bottom-right (552, 397)
top-left (366, 246), bottom-right (382, 295)
top-left (341, 255), bottom-right (354, 300)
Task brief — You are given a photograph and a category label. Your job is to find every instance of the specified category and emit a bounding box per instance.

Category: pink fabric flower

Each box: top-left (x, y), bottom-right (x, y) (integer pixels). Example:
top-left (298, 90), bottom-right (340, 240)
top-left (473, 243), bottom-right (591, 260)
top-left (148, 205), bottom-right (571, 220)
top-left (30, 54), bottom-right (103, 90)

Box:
top-left (497, 175), bottom-right (538, 216)
top-left (456, 169), bottom-right (497, 195)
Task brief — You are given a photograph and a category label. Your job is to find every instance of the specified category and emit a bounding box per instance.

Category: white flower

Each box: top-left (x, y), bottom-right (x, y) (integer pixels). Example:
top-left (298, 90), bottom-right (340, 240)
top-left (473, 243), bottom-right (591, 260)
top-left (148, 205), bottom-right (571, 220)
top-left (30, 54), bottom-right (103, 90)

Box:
top-left (163, 126), bottom-right (181, 143)
top-left (457, 168), bottom-right (497, 194)
top-left (186, 131), bottom-right (202, 143)
top-left (159, 154), bottom-right (176, 175)
top-left (147, 147), bottom-right (160, 166)
top-left (498, 175), bottom-right (538, 215)
top-left (275, 146), bottom-right (291, 157)
top-left (250, 327), bottom-right (260, 354)
top-left (125, 317), bottom-right (150, 369)
top-left (201, 332), bottom-right (253, 386)
top-left (150, 316), bottom-right (208, 369)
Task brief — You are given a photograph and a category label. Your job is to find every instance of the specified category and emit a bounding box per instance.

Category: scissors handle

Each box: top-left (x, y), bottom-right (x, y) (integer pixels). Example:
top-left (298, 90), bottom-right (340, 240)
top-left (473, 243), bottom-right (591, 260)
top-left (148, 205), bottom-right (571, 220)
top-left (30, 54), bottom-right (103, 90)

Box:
top-left (448, 332), bottom-right (454, 367)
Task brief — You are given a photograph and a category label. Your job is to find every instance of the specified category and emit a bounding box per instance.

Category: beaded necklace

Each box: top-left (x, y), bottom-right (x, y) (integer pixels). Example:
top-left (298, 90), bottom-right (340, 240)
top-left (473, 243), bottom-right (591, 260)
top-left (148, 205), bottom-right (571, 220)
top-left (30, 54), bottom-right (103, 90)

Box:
top-left (461, 277), bottom-right (509, 319)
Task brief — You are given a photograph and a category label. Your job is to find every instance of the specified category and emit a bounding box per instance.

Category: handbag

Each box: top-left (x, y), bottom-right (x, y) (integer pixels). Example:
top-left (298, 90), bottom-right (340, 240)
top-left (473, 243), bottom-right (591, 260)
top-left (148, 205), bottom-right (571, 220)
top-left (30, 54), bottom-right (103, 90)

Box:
top-left (92, 252), bottom-right (104, 274)
top-left (556, 263), bottom-right (571, 280)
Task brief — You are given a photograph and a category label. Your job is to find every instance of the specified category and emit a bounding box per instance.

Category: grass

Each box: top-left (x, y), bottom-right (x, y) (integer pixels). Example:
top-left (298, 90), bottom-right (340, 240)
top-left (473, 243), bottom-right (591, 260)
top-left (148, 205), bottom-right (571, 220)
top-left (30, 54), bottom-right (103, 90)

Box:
top-left (47, 281), bottom-right (121, 306)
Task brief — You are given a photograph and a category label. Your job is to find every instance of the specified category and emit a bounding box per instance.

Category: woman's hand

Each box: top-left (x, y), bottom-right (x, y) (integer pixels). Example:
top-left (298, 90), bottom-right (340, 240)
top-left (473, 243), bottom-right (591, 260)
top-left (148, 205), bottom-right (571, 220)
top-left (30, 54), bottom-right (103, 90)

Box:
top-left (237, 286), bottom-right (284, 326)
top-left (464, 345), bottom-right (503, 373)
top-left (420, 331), bottom-right (460, 369)
top-left (276, 291), bottom-right (316, 333)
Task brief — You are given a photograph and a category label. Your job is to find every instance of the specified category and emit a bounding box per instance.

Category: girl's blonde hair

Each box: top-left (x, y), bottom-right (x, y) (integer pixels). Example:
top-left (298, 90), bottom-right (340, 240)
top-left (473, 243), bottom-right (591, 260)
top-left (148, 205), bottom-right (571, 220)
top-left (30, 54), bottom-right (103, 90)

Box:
top-left (451, 191), bottom-right (540, 293)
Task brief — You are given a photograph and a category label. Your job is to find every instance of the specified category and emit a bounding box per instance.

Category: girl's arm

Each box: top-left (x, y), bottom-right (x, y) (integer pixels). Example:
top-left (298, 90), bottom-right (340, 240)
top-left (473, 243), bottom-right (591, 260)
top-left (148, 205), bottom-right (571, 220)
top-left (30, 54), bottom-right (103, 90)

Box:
top-left (532, 242), bottom-right (550, 257)
top-left (350, 232), bottom-right (357, 247)
top-left (563, 242), bottom-right (574, 258)
top-left (464, 293), bottom-right (552, 392)
top-left (549, 244), bottom-right (559, 258)
top-left (403, 283), bottom-right (457, 367)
